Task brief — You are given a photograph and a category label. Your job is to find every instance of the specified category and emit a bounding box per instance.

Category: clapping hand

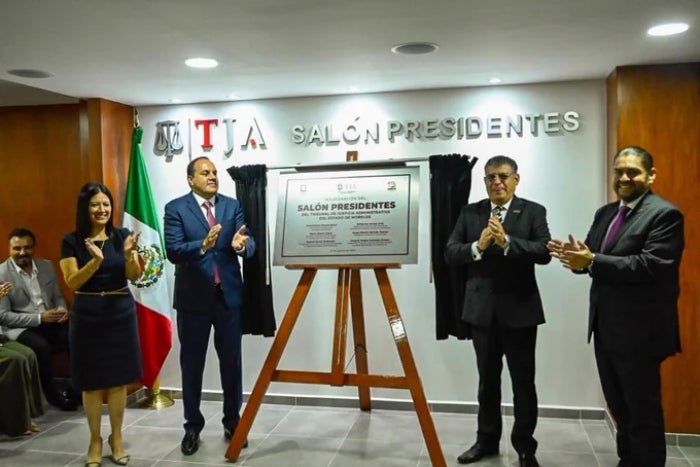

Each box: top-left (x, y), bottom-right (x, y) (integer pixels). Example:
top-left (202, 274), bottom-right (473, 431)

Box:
top-left (547, 234), bottom-right (593, 269)
top-left (0, 281), bottom-right (11, 298)
top-left (488, 216), bottom-right (507, 248)
top-left (231, 225), bottom-right (249, 252)
top-left (202, 224), bottom-right (222, 252)
top-left (84, 238), bottom-right (105, 261)
top-left (124, 231), bottom-right (141, 257)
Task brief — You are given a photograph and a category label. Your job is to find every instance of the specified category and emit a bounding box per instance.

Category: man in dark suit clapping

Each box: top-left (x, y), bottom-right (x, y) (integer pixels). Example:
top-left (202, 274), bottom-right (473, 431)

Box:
top-left (445, 155), bottom-right (551, 467)
top-left (548, 146), bottom-right (684, 467)
top-left (164, 156), bottom-right (255, 456)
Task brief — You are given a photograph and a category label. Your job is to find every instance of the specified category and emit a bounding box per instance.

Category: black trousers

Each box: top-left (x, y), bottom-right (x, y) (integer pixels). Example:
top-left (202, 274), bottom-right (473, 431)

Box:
top-left (594, 337), bottom-right (666, 467)
top-left (16, 322), bottom-right (70, 401)
top-left (471, 323), bottom-right (538, 455)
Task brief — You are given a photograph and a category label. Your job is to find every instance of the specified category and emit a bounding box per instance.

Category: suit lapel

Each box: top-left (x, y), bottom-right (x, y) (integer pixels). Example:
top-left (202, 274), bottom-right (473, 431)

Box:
top-left (6, 260), bottom-right (31, 301)
top-left (502, 197), bottom-right (522, 231)
top-left (215, 195), bottom-right (229, 224)
top-left (186, 193), bottom-right (211, 231)
top-left (592, 204), bottom-right (618, 251)
top-left (604, 192), bottom-right (652, 251)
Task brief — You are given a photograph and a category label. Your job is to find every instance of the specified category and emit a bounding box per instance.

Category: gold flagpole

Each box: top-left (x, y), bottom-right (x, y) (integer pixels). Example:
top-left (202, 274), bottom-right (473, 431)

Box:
top-left (139, 376), bottom-right (174, 409)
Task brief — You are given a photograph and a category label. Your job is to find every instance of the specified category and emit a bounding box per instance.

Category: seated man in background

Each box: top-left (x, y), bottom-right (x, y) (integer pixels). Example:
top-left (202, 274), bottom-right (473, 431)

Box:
top-left (0, 282), bottom-right (45, 437)
top-left (0, 227), bottom-right (77, 411)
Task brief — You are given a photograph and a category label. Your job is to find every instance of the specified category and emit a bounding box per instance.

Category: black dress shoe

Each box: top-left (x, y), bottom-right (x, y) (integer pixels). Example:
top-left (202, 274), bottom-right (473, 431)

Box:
top-left (224, 427), bottom-right (248, 448)
top-left (181, 432), bottom-right (200, 455)
top-left (457, 442), bottom-right (499, 464)
top-left (518, 453), bottom-right (540, 467)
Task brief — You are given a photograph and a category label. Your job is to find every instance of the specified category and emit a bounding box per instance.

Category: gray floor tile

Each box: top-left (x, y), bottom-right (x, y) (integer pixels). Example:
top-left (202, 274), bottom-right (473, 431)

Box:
top-left (132, 399), bottom-right (221, 432)
top-left (429, 412), bottom-right (478, 446)
top-left (346, 409), bottom-right (424, 443)
top-left (666, 458), bottom-right (694, 466)
top-left (582, 421), bottom-right (616, 454)
top-left (596, 453), bottom-right (622, 466)
top-left (16, 420), bottom-right (88, 455)
top-left (242, 434), bottom-right (342, 466)
top-left (681, 445), bottom-right (700, 459)
top-left (0, 448), bottom-right (79, 466)
top-left (329, 438), bottom-right (422, 466)
top-left (271, 406), bottom-right (359, 438)
top-left (536, 418), bottom-right (594, 454)
top-left (120, 425), bottom-right (184, 461)
top-left (2, 400), bottom-right (696, 467)
top-left (536, 451), bottom-right (599, 466)
top-left (418, 443), bottom-right (510, 466)
top-left (218, 403), bottom-right (294, 435)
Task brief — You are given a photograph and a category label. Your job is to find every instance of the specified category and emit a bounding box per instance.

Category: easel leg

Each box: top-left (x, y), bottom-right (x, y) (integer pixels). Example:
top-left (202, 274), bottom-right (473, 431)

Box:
top-left (350, 268), bottom-right (371, 410)
top-left (225, 268), bottom-right (318, 461)
top-left (374, 268), bottom-right (446, 467)
top-left (331, 268), bottom-right (351, 386)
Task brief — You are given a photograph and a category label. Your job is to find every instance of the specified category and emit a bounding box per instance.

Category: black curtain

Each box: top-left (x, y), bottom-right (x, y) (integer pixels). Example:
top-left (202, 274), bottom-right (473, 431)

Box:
top-left (227, 164), bottom-right (276, 336)
top-left (429, 154), bottom-right (477, 340)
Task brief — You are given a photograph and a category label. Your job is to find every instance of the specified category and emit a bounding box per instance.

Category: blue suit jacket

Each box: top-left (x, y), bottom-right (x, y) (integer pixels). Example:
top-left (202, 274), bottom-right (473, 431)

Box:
top-left (164, 192), bottom-right (256, 313)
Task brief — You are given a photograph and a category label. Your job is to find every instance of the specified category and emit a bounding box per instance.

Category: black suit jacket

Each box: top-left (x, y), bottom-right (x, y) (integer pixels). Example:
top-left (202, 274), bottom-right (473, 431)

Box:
top-left (583, 191), bottom-right (684, 357)
top-left (444, 196), bottom-right (551, 328)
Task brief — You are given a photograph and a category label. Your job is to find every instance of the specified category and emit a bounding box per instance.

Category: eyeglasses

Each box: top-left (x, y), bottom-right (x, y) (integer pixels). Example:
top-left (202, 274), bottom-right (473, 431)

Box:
top-left (484, 172), bottom-right (514, 183)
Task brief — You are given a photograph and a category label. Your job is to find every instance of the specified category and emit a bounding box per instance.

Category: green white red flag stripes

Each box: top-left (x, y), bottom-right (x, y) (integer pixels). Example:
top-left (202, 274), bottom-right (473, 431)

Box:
top-left (123, 125), bottom-right (172, 388)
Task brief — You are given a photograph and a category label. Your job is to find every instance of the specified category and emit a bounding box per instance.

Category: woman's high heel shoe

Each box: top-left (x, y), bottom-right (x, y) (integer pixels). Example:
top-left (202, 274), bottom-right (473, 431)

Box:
top-left (85, 436), bottom-right (103, 467)
top-left (108, 434), bottom-right (130, 466)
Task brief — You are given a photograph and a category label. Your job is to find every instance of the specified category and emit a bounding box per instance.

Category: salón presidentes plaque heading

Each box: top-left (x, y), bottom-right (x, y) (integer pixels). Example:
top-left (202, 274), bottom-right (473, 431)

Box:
top-left (273, 165), bottom-right (420, 265)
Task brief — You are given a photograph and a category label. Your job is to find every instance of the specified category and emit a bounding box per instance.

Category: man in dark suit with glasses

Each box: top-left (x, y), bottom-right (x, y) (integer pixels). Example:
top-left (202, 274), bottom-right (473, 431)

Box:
top-left (445, 155), bottom-right (551, 467)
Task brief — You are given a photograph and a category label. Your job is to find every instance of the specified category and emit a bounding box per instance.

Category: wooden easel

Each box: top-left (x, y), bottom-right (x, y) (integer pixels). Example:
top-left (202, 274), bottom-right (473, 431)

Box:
top-left (225, 263), bottom-right (446, 466)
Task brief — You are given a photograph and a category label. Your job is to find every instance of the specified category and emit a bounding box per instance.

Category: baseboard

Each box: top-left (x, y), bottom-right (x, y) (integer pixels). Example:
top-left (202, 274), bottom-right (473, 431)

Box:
top-left (130, 388), bottom-right (700, 447)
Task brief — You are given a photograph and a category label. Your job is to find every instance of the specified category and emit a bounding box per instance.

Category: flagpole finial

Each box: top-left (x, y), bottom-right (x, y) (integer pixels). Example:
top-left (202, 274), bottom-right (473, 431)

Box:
top-left (134, 108), bottom-right (140, 128)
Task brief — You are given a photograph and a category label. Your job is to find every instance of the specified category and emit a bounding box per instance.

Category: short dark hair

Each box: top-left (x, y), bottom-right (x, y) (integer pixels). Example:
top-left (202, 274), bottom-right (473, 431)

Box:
top-left (75, 182), bottom-right (115, 239)
top-left (484, 155), bottom-right (518, 174)
top-left (613, 146), bottom-right (654, 172)
top-left (187, 156), bottom-right (211, 177)
top-left (8, 227), bottom-right (36, 245)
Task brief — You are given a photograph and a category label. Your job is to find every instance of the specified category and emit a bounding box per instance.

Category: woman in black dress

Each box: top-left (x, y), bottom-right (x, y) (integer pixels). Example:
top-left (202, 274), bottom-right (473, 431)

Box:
top-left (59, 182), bottom-right (142, 467)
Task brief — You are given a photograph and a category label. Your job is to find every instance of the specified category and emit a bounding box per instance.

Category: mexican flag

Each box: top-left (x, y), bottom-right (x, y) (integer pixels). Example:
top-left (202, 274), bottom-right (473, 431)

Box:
top-left (123, 125), bottom-right (173, 388)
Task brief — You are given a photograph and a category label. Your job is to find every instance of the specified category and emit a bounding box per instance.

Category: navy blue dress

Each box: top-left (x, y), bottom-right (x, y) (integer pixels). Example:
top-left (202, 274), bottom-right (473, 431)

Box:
top-left (61, 228), bottom-right (142, 391)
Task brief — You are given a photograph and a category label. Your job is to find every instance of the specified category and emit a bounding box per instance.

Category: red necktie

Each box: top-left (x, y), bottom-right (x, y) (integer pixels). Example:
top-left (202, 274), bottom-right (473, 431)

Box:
top-left (602, 205), bottom-right (631, 251)
top-left (203, 201), bottom-right (221, 285)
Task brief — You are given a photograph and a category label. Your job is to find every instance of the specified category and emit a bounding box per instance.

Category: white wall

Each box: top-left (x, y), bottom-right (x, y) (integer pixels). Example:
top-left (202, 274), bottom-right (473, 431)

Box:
top-left (138, 79), bottom-right (607, 408)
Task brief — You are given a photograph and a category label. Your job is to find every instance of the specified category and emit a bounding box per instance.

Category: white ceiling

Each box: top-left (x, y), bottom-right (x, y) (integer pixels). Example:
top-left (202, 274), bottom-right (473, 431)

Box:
top-left (1, 0), bottom-right (698, 107)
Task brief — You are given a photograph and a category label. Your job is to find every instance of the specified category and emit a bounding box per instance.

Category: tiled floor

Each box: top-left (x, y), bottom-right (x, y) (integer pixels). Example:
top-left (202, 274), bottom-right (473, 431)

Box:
top-left (1, 401), bottom-right (699, 466)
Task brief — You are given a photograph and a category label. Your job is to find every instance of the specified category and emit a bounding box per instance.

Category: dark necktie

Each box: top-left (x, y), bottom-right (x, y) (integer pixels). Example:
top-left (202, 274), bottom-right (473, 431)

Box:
top-left (203, 201), bottom-right (221, 285)
top-left (602, 205), bottom-right (631, 251)
top-left (492, 205), bottom-right (504, 222)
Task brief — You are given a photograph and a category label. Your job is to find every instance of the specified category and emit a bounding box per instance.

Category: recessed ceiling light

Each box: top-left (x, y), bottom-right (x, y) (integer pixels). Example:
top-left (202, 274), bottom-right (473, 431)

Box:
top-left (227, 94), bottom-right (241, 100)
top-left (169, 98), bottom-right (182, 103)
top-left (391, 42), bottom-right (439, 55)
top-left (489, 77), bottom-right (502, 84)
top-left (647, 22), bottom-right (689, 36)
top-left (7, 69), bottom-right (54, 78)
top-left (347, 86), bottom-right (360, 93)
top-left (185, 57), bottom-right (219, 69)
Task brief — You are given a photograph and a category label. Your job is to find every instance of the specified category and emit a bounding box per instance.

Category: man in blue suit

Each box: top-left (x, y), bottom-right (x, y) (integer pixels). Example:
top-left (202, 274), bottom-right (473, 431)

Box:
top-left (548, 146), bottom-right (684, 467)
top-left (164, 156), bottom-right (255, 456)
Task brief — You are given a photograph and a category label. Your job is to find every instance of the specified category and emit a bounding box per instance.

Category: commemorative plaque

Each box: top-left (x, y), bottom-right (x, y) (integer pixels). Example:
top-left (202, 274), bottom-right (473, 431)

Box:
top-left (273, 165), bottom-right (419, 265)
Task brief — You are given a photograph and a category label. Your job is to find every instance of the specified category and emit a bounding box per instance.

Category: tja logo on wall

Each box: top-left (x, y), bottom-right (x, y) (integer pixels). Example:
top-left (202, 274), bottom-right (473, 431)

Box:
top-left (154, 118), bottom-right (267, 161)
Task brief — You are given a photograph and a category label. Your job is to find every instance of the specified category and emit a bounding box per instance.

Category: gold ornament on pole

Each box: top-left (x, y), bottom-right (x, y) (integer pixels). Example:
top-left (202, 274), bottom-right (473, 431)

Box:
top-left (139, 376), bottom-right (174, 409)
